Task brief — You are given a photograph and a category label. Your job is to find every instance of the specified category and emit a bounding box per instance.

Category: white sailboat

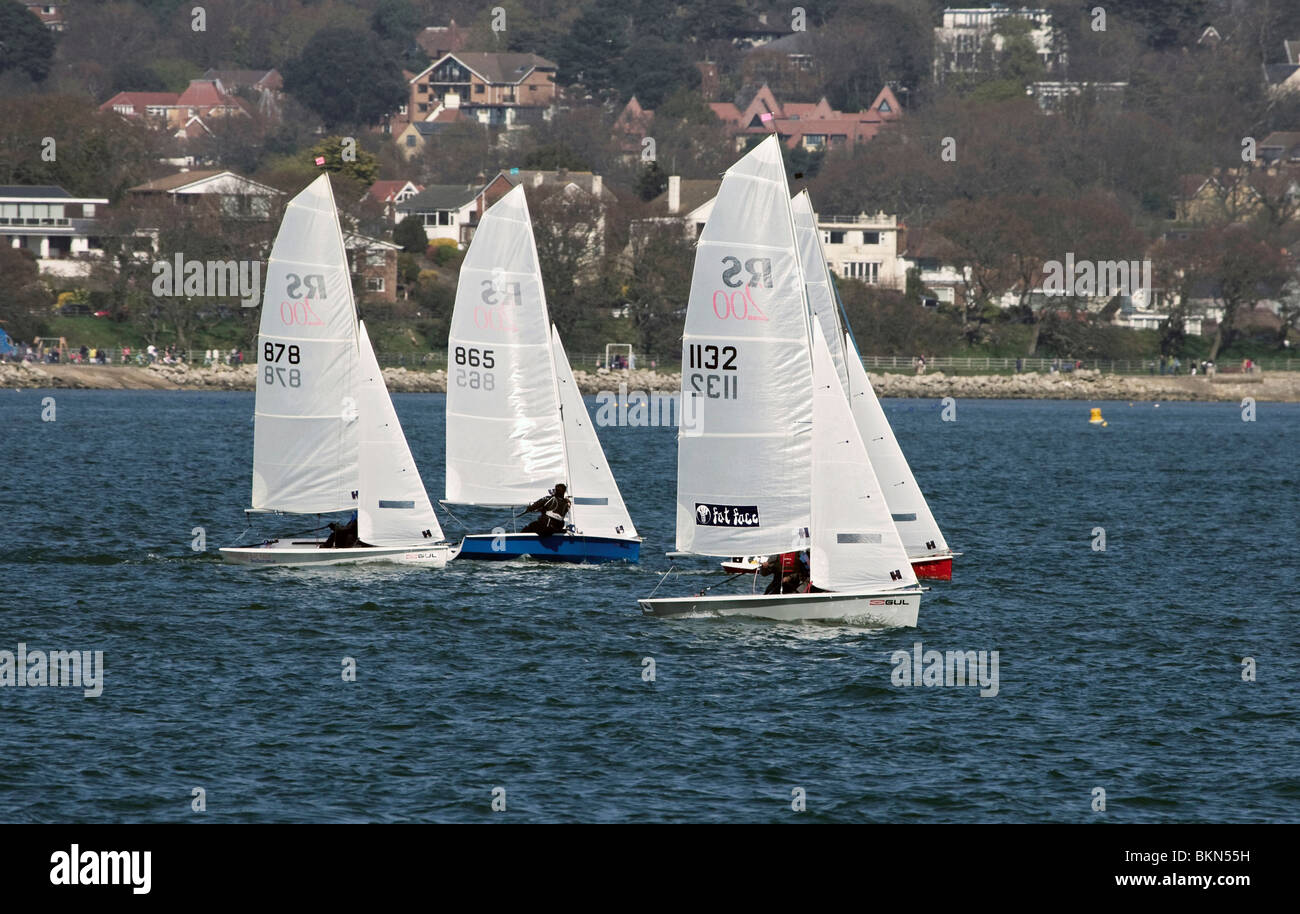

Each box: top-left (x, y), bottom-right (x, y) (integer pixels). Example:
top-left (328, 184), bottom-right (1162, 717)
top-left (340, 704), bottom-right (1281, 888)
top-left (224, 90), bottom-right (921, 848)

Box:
top-left (221, 175), bottom-right (450, 566)
top-left (639, 136), bottom-right (922, 624)
top-left (444, 184), bottom-right (640, 563)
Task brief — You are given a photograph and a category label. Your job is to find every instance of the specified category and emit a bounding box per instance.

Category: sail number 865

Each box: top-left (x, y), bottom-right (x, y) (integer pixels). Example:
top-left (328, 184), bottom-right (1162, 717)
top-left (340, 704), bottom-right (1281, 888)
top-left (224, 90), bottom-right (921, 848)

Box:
top-left (454, 346), bottom-right (495, 390)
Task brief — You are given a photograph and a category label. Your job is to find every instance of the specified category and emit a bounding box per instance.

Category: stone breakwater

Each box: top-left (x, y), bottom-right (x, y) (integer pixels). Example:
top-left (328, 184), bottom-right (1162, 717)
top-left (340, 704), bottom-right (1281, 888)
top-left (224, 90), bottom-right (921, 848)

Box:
top-left (3, 361), bottom-right (1297, 402)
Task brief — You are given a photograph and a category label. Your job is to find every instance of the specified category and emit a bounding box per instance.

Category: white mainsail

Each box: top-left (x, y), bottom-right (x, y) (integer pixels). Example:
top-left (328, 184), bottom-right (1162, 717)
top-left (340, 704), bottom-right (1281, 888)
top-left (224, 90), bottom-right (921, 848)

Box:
top-left (251, 174), bottom-right (360, 514)
top-left (676, 135), bottom-right (814, 556)
top-left (843, 339), bottom-right (950, 559)
top-left (355, 320), bottom-right (443, 546)
top-left (810, 321), bottom-right (918, 591)
top-left (551, 327), bottom-right (637, 539)
top-left (444, 184), bottom-right (567, 506)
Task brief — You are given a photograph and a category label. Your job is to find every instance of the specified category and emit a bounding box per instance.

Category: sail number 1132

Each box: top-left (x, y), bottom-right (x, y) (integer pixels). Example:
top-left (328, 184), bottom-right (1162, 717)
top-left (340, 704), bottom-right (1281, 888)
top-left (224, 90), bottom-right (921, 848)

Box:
top-left (687, 343), bottom-right (738, 400)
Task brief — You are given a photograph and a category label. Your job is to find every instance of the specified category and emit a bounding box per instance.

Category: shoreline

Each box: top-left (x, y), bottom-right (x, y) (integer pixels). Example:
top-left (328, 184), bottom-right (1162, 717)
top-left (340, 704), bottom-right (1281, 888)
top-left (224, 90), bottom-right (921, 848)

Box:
top-left (2, 361), bottom-right (1297, 402)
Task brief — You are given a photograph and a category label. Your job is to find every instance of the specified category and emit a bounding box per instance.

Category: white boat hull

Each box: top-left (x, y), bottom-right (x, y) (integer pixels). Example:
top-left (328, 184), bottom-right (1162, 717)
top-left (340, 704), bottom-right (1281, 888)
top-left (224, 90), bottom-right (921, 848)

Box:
top-left (220, 538), bottom-right (451, 567)
top-left (639, 588), bottom-right (921, 626)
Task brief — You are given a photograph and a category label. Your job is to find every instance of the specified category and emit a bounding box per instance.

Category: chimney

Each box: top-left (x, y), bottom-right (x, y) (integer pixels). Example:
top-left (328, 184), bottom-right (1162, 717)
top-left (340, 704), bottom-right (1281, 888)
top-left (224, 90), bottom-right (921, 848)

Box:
top-left (592, 175), bottom-right (602, 198)
top-left (668, 175), bottom-right (681, 214)
top-left (532, 172), bottom-right (544, 187)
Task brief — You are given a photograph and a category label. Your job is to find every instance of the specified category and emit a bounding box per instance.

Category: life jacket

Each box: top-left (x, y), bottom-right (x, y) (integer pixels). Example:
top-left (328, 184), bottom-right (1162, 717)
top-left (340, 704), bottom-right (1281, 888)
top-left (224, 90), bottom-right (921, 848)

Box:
top-left (778, 552), bottom-right (802, 573)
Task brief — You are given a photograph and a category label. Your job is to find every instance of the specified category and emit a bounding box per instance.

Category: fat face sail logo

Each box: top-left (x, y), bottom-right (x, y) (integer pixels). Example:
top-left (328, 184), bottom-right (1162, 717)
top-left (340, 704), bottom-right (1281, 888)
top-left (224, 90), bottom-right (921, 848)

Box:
top-left (694, 503), bottom-right (760, 527)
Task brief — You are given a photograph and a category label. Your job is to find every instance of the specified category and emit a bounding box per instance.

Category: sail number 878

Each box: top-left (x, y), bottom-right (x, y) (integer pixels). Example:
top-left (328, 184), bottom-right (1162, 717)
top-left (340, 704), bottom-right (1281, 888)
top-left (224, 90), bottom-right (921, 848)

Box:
top-left (262, 342), bottom-right (302, 387)
top-left (454, 346), bottom-right (495, 390)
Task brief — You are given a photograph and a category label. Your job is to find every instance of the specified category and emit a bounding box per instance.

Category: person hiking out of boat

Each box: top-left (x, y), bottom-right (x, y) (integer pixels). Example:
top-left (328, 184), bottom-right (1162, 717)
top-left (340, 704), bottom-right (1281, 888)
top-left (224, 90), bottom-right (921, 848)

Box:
top-left (759, 552), bottom-right (808, 595)
top-left (521, 484), bottom-right (571, 536)
top-left (323, 510), bottom-right (361, 548)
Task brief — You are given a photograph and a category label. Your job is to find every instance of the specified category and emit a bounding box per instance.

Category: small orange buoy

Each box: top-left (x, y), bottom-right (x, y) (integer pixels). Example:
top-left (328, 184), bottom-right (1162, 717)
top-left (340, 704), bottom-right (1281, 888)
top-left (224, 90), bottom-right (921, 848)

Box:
top-left (1089, 407), bottom-right (1104, 425)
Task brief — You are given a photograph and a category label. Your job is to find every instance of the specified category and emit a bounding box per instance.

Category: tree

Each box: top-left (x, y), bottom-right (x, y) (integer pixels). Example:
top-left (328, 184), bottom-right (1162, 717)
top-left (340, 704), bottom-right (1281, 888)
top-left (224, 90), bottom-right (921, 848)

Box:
top-left (0, 0), bottom-right (56, 82)
top-left (283, 28), bottom-right (405, 127)
top-left (625, 221), bottom-right (693, 359)
top-left (1176, 225), bottom-right (1291, 360)
top-left (615, 37), bottom-right (700, 108)
top-left (527, 185), bottom-right (609, 337)
top-left (635, 161), bottom-right (668, 201)
top-left (393, 216), bottom-right (427, 254)
top-left (307, 136), bottom-right (381, 185)
top-left (559, 0), bottom-right (630, 93)
top-left (0, 246), bottom-right (51, 342)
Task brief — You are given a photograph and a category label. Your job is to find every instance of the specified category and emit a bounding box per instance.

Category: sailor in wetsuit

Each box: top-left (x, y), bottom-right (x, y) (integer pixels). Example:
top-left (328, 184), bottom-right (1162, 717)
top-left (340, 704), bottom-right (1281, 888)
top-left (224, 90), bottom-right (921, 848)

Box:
top-left (521, 484), bottom-right (571, 537)
top-left (322, 510), bottom-right (364, 548)
top-left (759, 552), bottom-right (810, 594)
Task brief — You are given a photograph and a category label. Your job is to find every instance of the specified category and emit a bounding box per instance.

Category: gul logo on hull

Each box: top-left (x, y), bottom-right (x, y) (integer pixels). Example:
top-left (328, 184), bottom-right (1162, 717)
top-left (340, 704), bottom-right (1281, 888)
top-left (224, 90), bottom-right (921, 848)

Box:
top-left (694, 503), bottom-right (760, 527)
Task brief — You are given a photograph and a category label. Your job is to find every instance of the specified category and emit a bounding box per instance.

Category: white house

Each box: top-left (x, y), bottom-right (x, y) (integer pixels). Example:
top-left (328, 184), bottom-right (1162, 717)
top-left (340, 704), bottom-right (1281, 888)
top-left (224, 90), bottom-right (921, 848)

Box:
top-left (934, 6), bottom-right (1062, 82)
top-left (1, 185), bottom-right (109, 277)
top-left (395, 184), bottom-right (480, 245)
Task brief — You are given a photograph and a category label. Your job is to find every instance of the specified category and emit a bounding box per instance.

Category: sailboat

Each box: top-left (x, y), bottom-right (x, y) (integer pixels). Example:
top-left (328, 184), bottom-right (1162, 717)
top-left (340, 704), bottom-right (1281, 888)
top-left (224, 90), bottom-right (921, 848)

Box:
top-left (220, 175), bottom-right (451, 566)
top-left (721, 191), bottom-right (956, 580)
top-left (443, 184), bottom-right (640, 563)
top-left (639, 136), bottom-right (922, 624)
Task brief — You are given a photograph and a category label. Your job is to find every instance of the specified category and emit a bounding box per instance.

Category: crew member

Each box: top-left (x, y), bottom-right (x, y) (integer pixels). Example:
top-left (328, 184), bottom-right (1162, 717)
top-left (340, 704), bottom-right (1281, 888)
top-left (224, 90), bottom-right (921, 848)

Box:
top-left (759, 552), bottom-right (809, 594)
top-left (521, 484), bottom-right (571, 537)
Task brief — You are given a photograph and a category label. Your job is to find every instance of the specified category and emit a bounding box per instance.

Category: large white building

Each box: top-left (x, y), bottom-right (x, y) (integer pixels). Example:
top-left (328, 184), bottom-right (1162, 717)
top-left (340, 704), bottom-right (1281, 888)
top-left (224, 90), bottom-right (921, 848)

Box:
top-left (1, 185), bottom-right (109, 278)
top-left (933, 6), bottom-right (1062, 82)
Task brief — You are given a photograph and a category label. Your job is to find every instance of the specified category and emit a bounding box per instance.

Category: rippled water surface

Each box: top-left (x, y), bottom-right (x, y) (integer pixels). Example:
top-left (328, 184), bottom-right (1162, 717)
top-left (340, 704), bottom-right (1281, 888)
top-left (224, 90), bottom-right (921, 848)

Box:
top-left (2, 391), bottom-right (1296, 822)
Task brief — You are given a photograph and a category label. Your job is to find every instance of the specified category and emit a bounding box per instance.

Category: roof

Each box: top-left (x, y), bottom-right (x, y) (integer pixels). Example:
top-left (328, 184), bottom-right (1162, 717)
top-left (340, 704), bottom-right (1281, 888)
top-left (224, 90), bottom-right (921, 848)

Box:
top-left (100, 91), bottom-right (180, 111)
top-left (1264, 63), bottom-right (1300, 86)
top-left (366, 180), bottom-right (423, 203)
top-left (420, 52), bottom-right (557, 86)
top-left (649, 179), bottom-right (721, 216)
top-left (176, 80), bottom-right (240, 108)
top-left (498, 169), bottom-right (614, 201)
top-left (128, 170), bottom-right (281, 195)
top-left (201, 69), bottom-right (282, 91)
top-left (0, 185), bottom-right (72, 199)
top-left (1260, 131), bottom-right (1300, 148)
top-left (398, 184), bottom-right (479, 212)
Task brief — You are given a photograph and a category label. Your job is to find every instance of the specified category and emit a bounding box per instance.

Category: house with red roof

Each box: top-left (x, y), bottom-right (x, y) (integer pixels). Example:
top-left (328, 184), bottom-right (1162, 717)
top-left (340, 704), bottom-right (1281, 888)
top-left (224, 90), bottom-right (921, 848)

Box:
top-left (709, 84), bottom-right (902, 152)
top-left (363, 180), bottom-right (424, 225)
top-left (100, 79), bottom-right (250, 135)
top-left (613, 96), bottom-right (654, 159)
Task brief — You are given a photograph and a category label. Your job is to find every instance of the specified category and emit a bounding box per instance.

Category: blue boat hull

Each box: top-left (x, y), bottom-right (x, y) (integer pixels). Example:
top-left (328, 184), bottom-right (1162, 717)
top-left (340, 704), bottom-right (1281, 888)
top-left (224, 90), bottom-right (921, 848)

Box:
top-left (453, 533), bottom-right (640, 564)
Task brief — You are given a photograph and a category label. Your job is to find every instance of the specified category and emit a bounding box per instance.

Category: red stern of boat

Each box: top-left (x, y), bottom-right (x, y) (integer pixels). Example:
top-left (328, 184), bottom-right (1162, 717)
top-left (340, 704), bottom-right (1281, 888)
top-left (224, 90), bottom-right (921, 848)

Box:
top-left (911, 556), bottom-right (952, 580)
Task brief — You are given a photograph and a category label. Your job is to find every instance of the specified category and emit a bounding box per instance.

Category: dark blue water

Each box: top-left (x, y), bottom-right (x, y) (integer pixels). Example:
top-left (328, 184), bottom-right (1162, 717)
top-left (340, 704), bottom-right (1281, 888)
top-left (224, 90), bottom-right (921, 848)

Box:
top-left (2, 391), bottom-right (1296, 822)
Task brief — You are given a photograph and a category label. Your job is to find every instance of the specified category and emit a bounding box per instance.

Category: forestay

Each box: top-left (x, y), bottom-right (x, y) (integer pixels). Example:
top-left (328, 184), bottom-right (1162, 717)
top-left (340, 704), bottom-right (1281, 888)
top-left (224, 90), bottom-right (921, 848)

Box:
top-left (551, 327), bottom-right (637, 539)
top-left (809, 321), bottom-right (918, 591)
top-left (445, 184), bottom-right (566, 506)
top-left (251, 174), bottom-right (360, 514)
top-left (355, 320), bottom-right (443, 546)
top-left (676, 135), bottom-right (814, 556)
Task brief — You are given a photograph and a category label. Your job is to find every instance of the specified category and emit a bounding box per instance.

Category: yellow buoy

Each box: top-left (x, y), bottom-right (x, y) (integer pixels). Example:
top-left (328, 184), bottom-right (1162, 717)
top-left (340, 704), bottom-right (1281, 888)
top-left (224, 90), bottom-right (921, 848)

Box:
top-left (1089, 407), bottom-right (1104, 424)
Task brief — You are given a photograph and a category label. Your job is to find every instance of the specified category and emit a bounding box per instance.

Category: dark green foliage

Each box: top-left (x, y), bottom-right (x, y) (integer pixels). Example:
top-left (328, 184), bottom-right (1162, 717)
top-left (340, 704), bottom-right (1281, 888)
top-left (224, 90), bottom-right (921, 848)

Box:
top-left (0, 0), bottom-right (55, 82)
top-left (393, 217), bottom-right (428, 254)
top-left (283, 29), bottom-right (406, 128)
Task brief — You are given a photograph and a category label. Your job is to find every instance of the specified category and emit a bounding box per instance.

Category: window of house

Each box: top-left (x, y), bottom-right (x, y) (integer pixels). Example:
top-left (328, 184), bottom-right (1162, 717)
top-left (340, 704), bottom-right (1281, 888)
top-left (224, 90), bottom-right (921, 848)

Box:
top-left (843, 262), bottom-right (880, 283)
top-left (475, 84), bottom-right (485, 94)
top-left (418, 103), bottom-right (429, 113)
top-left (829, 231), bottom-right (845, 244)
top-left (366, 277), bottom-right (384, 292)
top-left (406, 136), bottom-right (416, 146)
top-left (367, 252), bottom-right (387, 266)
top-left (437, 211), bottom-right (453, 225)
top-left (878, 100), bottom-right (891, 113)
top-left (418, 83), bottom-right (428, 94)
top-left (861, 232), bottom-right (880, 245)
